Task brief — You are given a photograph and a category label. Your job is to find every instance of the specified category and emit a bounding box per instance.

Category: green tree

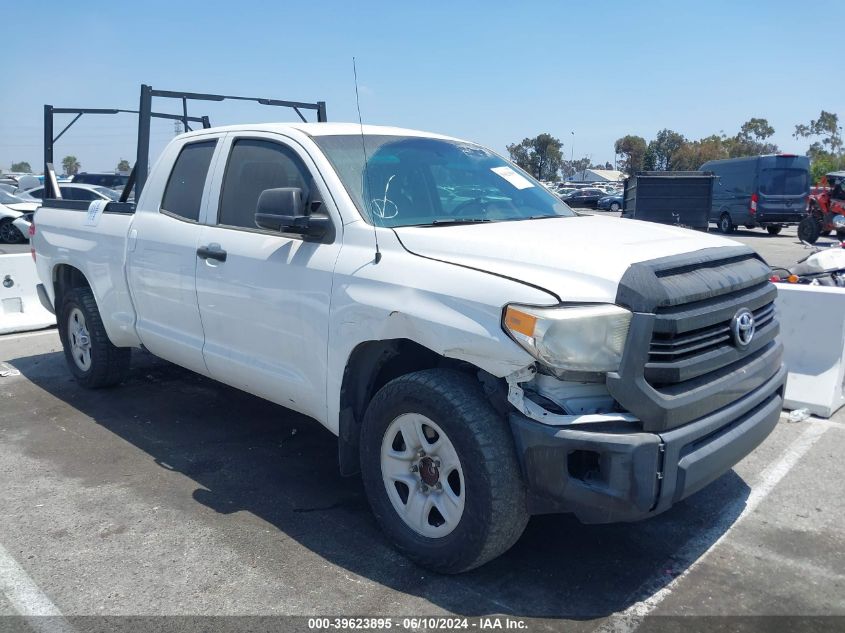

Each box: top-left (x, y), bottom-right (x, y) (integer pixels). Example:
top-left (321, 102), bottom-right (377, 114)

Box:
top-left (809, 153), bottom-right (845, 184)
top-left (62, 155), bottom-right (81, 176)
top-left (10, 161), bottom-right (32, 173)
top-left (117, 159), bottom-right (131, 172)
top-left (670, 134), bottom-right (733, 170)
top-left (560, 157), bottom-right (591, 179)
top-left (794, 111), bottom-right (842, 155)
top-left (727, 117), bottom-right (778, 157)
top-left (614, 135), bottom-right (648, 174)
top-left (738, 118), bottom-right (775, 144)
top-left (646, 129), bottom-right (686, 171)
top-left (506, 133), bottom-right (564, 181)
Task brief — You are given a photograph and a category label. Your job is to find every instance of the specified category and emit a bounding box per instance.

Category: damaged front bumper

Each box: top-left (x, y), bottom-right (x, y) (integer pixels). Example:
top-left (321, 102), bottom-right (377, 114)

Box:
top-left (508, 363), bottom-right (786, 523)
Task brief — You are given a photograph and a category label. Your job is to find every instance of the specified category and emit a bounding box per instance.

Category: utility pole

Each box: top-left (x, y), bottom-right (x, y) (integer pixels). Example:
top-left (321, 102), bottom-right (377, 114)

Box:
top-left (570, 131), bottom-right (575, 180)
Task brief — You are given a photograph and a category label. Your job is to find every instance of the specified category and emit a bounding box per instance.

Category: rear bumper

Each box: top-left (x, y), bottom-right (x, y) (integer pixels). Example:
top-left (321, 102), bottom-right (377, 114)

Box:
top-left (509, 363), bottom-right (786, 523)
top-left (755, 211), bottom-right (807, 225)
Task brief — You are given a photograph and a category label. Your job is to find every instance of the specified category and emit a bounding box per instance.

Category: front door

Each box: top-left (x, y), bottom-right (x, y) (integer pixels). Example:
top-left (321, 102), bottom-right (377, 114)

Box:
top-left (194, 133), bottom-right (341, 422)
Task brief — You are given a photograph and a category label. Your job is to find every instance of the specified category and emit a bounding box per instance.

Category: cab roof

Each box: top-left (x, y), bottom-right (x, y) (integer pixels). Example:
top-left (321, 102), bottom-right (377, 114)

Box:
top-left (180, 122), bottom-right (464, 142)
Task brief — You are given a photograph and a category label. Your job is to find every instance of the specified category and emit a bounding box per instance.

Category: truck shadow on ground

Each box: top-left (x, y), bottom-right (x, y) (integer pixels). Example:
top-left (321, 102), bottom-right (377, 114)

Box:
top-left (11, 349), bottom-right (750, 620)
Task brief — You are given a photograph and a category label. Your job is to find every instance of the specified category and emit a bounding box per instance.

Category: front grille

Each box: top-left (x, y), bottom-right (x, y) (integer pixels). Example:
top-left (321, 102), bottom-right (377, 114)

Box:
top-left (646, 282), bottom-right (778, 386)
top-left (607, 246), bottom-right (785, 432)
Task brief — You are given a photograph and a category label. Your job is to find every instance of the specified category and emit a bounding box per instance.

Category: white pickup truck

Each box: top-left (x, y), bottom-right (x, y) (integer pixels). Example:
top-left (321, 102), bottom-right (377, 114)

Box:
top-left (33, 123), bottom-right (785, 573)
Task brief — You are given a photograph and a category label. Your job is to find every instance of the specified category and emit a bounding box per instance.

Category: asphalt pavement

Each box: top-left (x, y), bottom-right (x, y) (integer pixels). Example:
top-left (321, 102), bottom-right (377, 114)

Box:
top-left (1, 215), bottom-right (844, 631)
top-left (0, 330), bottom-right (843, 632)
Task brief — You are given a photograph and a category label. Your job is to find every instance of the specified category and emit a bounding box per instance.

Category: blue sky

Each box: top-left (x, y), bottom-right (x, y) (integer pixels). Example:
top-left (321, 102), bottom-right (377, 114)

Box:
top-left (2, 0), bottom-right (843, 173)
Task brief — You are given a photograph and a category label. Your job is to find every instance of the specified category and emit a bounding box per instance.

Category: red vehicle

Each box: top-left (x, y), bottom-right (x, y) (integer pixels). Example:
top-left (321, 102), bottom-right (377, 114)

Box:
top-left (800, 171), bottom-right (845, 243)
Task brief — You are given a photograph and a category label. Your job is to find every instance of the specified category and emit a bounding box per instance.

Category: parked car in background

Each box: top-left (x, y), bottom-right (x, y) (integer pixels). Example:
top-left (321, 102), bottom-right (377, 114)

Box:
top-left (0, 189), bottom-right (38, 243)
top-left (560, 187), bottom-right (606, 208)
top-left (12, 213), bottom-right (33, 240)
top-left (597, 192), bottom-right (623, 211)
top-left (701, 154), bottom-right (810, 235)
top-left (72, 172), bottom-right (130, 189)
top-left (21, 183), bottom-right (121, 202)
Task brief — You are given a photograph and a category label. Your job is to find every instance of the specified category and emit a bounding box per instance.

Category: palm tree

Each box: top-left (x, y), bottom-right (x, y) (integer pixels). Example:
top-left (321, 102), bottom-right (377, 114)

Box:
top-left (62, 155), bottom-right (80, 176)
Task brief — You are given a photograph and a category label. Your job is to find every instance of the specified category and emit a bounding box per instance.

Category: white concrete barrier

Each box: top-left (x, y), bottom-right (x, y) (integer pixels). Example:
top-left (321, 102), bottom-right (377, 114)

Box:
top-left (0, 253), bottom-right (56, 335)
top-left (776, 283), bottom-right (845, 417)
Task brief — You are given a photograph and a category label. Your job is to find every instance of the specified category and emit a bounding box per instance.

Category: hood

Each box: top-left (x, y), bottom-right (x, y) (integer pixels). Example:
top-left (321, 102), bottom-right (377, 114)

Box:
top-left (394, 215), bottom-right (742, 303)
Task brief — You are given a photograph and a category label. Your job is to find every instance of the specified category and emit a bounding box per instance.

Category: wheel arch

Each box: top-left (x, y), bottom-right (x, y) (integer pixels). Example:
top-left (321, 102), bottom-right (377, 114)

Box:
top-left (337, 338), bottom-right (500, 476)
top-left (52, 263), bottom-right (91, 309)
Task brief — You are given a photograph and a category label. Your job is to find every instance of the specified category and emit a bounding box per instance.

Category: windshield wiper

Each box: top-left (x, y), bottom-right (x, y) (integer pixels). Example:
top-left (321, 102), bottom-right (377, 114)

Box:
top-left (423, 218), bottom-right (492, 226)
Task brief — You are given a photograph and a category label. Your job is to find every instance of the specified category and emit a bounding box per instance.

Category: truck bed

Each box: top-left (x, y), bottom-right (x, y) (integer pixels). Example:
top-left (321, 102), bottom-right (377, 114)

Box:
top-left (34, 199), bottom-right (141, 348)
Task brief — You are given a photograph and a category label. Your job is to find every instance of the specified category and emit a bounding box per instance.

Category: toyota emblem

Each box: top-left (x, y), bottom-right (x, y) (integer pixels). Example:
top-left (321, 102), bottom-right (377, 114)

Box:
top-left (731, 308), bottom-right (755, 348)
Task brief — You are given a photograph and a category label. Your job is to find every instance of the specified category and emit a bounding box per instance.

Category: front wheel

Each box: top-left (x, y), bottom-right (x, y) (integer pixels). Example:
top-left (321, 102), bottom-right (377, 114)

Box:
top-left (0, 217), bottom-right (25, 244)
top-left (798, 216), bottom-right (821, 244)
top-left (360, 369), bottom-right (528, 573)
top-left (610, 202), bottom-right (621, 212)
top-left (766, 225), bottom-right (782, 236)
top-left (58, 287), bottom-right (131, 388)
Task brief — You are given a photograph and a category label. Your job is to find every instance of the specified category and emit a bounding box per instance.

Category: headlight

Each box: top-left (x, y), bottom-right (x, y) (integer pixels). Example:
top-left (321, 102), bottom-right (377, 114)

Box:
top-left (503, 303), bottom-right (632, 372)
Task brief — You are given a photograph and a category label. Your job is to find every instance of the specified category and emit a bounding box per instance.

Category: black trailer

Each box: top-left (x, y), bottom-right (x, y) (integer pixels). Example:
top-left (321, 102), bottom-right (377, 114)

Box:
top-left (621, 171), bottom-right (714, 231)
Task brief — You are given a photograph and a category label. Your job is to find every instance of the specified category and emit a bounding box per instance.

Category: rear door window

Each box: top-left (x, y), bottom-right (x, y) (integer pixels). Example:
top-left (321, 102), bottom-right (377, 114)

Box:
top-left (161, 140), bottom-right (217, 221)
top-left (759, 168), bottom-right (808, 196)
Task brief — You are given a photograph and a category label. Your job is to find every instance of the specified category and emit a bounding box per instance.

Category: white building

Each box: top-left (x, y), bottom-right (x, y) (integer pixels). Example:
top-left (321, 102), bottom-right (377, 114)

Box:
top-left (568, 168), bottom-right (626, 183)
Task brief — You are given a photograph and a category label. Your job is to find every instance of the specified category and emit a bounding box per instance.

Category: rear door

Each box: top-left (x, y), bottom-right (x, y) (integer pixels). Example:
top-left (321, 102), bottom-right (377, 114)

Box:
top-left (194, 132), bottom-right (341, 421)
top-left (756, 156), bottom-right (810, 222)
top-left (126, 137), bottom-right (222, 376)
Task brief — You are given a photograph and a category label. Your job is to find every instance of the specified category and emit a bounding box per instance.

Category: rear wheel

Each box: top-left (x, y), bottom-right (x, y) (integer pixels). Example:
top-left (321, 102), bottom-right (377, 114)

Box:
top-left (360, 369), bottom-right (528, 573)
top-left (766, 225), bottom-right (782, 236)
top-left (0, 218), bottom-right (25, 244)
top-left (718, 213), bottom-right (734, 234)
top-left (58, 287), bottom-right (130, 388)
top-left (798, 215), bottom-right (821, 244)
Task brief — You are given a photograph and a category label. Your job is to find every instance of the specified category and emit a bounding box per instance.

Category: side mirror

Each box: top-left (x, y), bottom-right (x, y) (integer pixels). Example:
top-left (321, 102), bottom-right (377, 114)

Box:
top-left (255, 187), bottom-right (305, 230)
top-left (254, 187), bottom-right (331, 240)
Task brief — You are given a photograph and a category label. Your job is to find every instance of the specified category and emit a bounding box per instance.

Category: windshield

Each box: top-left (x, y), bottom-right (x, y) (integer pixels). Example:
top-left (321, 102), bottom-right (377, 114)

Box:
top-left (0, 190), bottom-right (28, 205)
top-left (313, 135), bottom-right (575, 227)
top-left (759, 168), bottom-right (809, 196)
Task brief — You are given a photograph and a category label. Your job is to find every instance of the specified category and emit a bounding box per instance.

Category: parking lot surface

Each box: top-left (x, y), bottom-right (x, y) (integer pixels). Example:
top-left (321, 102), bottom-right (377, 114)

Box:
top-left (1, 330), bottom-right (844, 631)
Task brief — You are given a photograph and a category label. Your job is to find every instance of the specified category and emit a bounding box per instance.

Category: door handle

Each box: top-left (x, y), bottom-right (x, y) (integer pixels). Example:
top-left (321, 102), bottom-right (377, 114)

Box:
top-left (196, 244), bottom-right (227, 262)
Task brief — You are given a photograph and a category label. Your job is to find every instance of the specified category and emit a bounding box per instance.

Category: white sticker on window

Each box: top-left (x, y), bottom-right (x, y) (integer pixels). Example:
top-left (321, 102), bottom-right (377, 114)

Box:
top-left (83, 200), bottom-right (108, 227)
top-left (491, 166), bottom-right (534, 190)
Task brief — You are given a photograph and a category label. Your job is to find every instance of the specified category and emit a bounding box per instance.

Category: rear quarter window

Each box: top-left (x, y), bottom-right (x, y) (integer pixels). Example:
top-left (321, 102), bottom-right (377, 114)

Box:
top-left (161, 141), bottom-right (217, 221)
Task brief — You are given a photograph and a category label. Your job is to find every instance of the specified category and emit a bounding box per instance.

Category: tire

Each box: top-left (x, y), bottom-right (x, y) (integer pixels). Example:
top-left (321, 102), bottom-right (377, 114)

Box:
top-left (610, 202), bottom-right (621, 212)
top-left (360, 369), bottom-right (528, 574)
top-left (766, 225), bottom-right (782, 236)
top-left (58, 287), bottom-right (130, 388)
top-left (0, 217), bottom-right (25, 244)
top-left (718, 213), bottom-right (734, 234)
top-left (797, 215), bottom-right (820, 244)
top-left (837, 230), bottom-right (845, 241)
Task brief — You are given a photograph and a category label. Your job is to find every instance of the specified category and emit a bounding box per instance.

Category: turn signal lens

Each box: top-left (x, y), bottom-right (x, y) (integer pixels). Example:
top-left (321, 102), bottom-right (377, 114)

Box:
top-left (503, 307), bottom-right (537, 337)
top-left (787, 274), bottom-right (799, 283)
